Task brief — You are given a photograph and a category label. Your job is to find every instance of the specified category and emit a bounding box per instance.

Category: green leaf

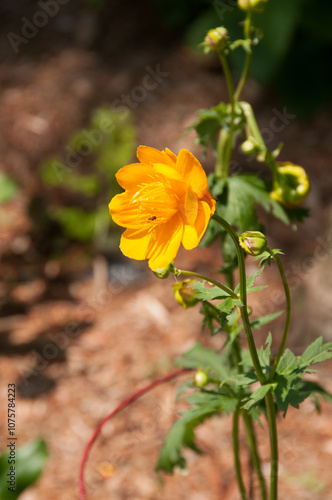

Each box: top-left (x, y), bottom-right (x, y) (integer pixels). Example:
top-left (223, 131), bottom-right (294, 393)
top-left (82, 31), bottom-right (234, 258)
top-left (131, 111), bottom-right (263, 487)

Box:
top-left (199, 302), bottom-right (225, 336)
top-left (242, 384), bottom-right (275, 410)
top-left (235, 266), bottom-right (267, 295)
top-left (0, 173), bottom-right (19, 203)
top-left (192, 281), bottom-right (231, 301)
top-left (217, 297), bottom-right (242, 313)
top-left (255, 249), bottom-right (284, 267)
top-left (156, 392), bottom-right (237, 473)
top-left (217, 175), bottom-right (288, 241)
top-left (257, 332), bottom-right (273, 367)
top-left (187, 103), bottom-right (231, 154)
top-left (177, 343), bottom-right (230, 380)
top-left (0, 439), bottom-right (48, 500)
top-left (250, 311), bottom-right (283, 330)
top-left (276, 349), bottom-right (301, 375)
top-left (298, 337), bottom-right (332, 368)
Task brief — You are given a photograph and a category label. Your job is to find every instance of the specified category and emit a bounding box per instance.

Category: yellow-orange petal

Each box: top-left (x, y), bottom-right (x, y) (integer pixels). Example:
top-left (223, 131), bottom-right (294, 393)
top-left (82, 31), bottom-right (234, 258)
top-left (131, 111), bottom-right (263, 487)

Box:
top-left (115, 163), bottom-right (154, 190)
top-left (182, 200), bottom-right (211, 250)
top-left (184, 185), bottom-right (198, 226)
top-left (137, 145), bottom-right (176, 168)
top-left (147, 214), bottom-right (183, 270)
top-left (120, 227), bottom-right (152, 261)
top-left (176, 149), bottom-right (208, 198)
top-left (164, 148), bottom-right (177, 164)
top-left (109, 192), bottom-right (132, 227)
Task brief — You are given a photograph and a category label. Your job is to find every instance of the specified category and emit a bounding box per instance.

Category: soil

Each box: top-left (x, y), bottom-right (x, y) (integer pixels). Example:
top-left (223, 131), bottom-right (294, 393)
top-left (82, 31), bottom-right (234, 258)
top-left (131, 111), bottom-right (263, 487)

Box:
top-left (0, 1), bottom-right (332, 499)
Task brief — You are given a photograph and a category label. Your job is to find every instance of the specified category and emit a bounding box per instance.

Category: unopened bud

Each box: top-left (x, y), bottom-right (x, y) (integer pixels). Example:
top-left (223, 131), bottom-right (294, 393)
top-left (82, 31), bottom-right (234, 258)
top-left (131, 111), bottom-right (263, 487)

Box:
top-left (270, 162), bottom-right (310, 208)
top-left (239, 231), bottom-right (267, 256)
top-left (153, 263), bottom-right (173, 279)
top-left (172, 279), bottom-right (199, 309)
top-left (238, 0), bottom-right (268, 12)
top-left (241, 139), bottom-right (258, 156)
top-left (194, 370), bottom-right (209, 387)
top-left (204, 27), bottom-right (229, 52)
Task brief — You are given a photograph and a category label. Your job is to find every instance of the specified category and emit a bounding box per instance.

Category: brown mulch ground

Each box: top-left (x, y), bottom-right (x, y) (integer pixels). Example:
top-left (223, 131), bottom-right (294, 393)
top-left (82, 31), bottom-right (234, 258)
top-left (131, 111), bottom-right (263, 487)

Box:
top-left (1, 1), bottom-right (332, 499)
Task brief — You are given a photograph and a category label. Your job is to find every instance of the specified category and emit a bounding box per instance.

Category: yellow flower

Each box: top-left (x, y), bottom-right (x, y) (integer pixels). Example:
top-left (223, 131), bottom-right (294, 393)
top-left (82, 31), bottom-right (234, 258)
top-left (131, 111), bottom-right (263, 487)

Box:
top-left (109, 146), bottom-right (216, 270)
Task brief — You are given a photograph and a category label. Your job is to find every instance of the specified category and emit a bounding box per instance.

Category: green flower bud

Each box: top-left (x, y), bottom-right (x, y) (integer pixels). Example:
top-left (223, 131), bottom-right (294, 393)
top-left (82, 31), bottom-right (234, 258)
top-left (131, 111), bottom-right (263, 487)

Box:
top-left (194, 370), bottom-right (209, 388)
top-left (153, 263), bottom-right (174, 279)
top-left (204, 27), bottom-right (229, 52)
top-left (239, 231), bottom-right (267, 256)
top-left (241, 139), bottom-right (258, 156)
top-left (270, 162), bottom-right (310, 208)
top-left (172, 279), bottom-right (199, 309)
top-left (238, 0), bottom-right (268, 12)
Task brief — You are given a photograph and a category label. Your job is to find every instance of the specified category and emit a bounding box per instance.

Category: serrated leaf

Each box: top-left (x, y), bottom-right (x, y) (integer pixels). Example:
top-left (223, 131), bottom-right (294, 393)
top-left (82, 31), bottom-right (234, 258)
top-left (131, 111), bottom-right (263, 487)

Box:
top-left (199, 302), bottom-right (224, 336)
top-left (177, 343), bottom-right (230, 380)
top-left (242, 383), bottom-right (275, 410)
top-left (192, 281), bottom-right (231, 301)
top-left (234, 266), bottom-right (266, 295)
top-left (156, 392), bottom-right (234, 473)
top-left (299, 337), bottom-right (332, 368)
top-left (217, 297), bottom-right (242, 314)
top-left (250, 311), bottom-right (283, 330)
top-left (222, 175), bottom-right (289, 235)
top-left (273, 373), bottom-right (307, 416)
top-left (276, 349), bottom-right (301, 374)
top-left (257, 332), bottom-right (273, 367)
top-left (0, 439), bottom-right (48, 500)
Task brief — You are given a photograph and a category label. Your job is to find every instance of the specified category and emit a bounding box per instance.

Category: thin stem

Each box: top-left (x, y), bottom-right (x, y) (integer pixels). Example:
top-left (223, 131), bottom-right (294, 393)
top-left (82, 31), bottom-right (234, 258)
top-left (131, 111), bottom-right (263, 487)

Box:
top-left (243, 411), bottom-right (267, 500)
top-left (177, 269), bottom-right (239, 299)
top-left (240, 101), bottom-right (266, 151)
top-left (212, 214), bottom-right (266, 385)
top-left (212, 214), bottom-right (278, 499)
top-left (234, 11), bottom-right (253, 101)
top-left (219, 53), bottom-right (235, 108)
top-left (233, 407), bottom-right (249, 500)
top-left (217, 53), bottom-right (236, 179)
top-left (233, 340), bottom-right (267, 500)
top-left (265, 391), bottom-right (278, 500)
top-left (268, 251), bottom-right (291, 381)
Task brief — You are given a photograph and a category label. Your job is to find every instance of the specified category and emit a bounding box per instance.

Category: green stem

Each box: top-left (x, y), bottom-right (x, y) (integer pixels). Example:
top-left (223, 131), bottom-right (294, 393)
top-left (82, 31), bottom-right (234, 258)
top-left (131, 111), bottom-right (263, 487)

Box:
top-left (268, 251), bottom-right (291, 381)
top-left (233, 407), bottom-right (249, 500)
top-left (240, 101), bottom-right (266, 151)
top-left (212, 214), bottom-right (266, 385)
top-left (217, 53), bottom-right (236, 179)
top-left (212, 214), bottom-right (278, 499)
top-left (177, 269), bottom-right (239, 299)
top-left (265, 391), bottom-right (278, 500)
top-left (234, 11), bottom-right (253, 101)
top-left (243, 411), bottom-right (267, 500)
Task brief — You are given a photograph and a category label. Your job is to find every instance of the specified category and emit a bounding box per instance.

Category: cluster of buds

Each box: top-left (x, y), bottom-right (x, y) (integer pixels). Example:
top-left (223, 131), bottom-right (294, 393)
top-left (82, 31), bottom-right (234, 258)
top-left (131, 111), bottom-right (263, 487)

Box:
top-left (238, 0), bottom-right (268, 12)
top-left (270, 162), bottom-right (310, 208)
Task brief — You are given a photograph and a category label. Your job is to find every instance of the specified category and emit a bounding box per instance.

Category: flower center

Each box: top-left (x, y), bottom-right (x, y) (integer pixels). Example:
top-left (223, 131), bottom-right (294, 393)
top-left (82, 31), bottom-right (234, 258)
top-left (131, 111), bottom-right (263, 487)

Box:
top-left (123, 181), bottom-right (180, 228)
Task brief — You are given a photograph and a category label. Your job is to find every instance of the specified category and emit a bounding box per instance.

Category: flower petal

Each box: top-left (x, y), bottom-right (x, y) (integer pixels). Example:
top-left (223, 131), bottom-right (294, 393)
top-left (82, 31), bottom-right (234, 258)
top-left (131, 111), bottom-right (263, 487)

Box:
top-left (182, 200), bottom-right (211, 250)
top-left (116, 163), bottom-right (154, 191)
top-left (184, 185), bottom-right (198, 226)
top-left (137, 145), bottom-right (176, 167)
top-left (120, 227), bottom-right (152, 261)
top-left (147, 214), bottom-right (183, 270)
top-left (176, 149), bottom-right (208, 198)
